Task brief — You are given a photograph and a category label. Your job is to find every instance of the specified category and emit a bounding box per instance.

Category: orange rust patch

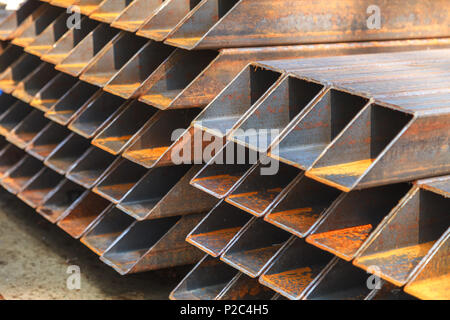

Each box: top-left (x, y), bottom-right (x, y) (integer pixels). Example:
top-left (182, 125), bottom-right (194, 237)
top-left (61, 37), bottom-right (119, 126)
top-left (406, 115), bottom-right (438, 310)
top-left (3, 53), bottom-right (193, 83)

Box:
top-left (405, 274), bottom-right (450, 300)
top-left (307, 224), bottom-right (373, 260)
top-left (355, 241), bottom-right (435, 286)
top-left (188, 227), bottom-right (242, 256)
top-left (125, 147), bottom-right (169, 162)
top-left (261, 267), bottom-right (314, 297)
top-left (309, 159), bottom-right (374, 177)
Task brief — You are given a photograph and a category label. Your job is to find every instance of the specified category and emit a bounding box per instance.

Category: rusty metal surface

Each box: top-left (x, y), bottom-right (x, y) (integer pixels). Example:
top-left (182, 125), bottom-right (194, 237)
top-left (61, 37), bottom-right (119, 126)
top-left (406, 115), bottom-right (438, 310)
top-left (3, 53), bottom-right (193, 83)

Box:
top-left (251, 49), bottom-right (450, 191)
top-left (136, 0), bottom-right (201, 42)
top-left (80, 206), bottom-right (135, 255)
top-left (220, 218), bottom-right (291, 278)
top-left (186, 201), bottom-right (253, 257)
top-left (92, 158), bottom-right (147, 204)
top-left (24, 11), bottom-right (70, 56)
top-left (25, 121), bottom-right (70, 160)
top-left (404, 228), bottom-right (449, 300)
top-left (55, 23), bottom-right (119, 77)
top-left (89, 0), bottom-right (137, 24)
top-left (117, 164), bottom-right (216, 220)
top-left (353, 177), bottom-right (450, 287)
top-left (259, 237), bottom-right (335, 300)
top-left (100, 213), bottom-right (205, 274)
top-left (0, 0), bottom-right (42, 41)
top-left (44, 132), bottom-right (91, 175)
top-left (306, 183), bottom-right (411, 261)
top-left (92, 100), bottom-right (157, 155)
top-left (36, 178), bottom-right (87, 223)
top-left (17, 167), bottom-right (63, 208)
top-left (0, 53), bottom-right (41, 93)
top-left (11, 4), bottom-right (62, 47)
top-left (45, 81), bottom-right (100, 126)
top-left (111, 0), bottom-right (165, 33)
top-left (12, 62), bottom-right (59, 103)
top-left (171, 255), bottom-right (274, 300)
top-left (41, 17), bottom-right (99, 65)
top-left (122, 108), bottom-right (200, 168)
top-left (66, 146), bottom-right (118, 189)
top-left (165, 0), bottom-right (450, 50)
top-left (30, 73), bottom-right (78, 111)
top-left (225, 162), bottom-right (300, 217)
top-left (79, 33), bottom-right (148, 88)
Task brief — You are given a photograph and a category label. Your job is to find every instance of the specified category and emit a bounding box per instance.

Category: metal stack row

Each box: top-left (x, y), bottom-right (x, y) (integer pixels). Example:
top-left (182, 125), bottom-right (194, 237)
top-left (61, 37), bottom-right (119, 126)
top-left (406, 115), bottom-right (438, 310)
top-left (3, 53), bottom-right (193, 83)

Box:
top-left (0, 0), bottom-right (448, 299)
top-left (173, 50), bottom-right (450, 300)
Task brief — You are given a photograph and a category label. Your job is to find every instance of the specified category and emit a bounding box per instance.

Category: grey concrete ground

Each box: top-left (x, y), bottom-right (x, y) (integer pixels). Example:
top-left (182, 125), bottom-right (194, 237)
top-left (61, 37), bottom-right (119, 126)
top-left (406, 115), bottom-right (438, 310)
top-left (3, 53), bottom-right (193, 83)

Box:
top-left (0, 188), bottom-right (191, 300)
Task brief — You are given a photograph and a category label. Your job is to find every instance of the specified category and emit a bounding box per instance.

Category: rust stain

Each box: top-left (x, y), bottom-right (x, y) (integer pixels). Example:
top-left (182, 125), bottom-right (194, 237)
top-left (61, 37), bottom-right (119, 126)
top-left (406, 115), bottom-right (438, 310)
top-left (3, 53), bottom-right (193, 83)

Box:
top-left (307, 224), bottom-right (373, 260)
top-left (309, 159), bottom-right (374, 177)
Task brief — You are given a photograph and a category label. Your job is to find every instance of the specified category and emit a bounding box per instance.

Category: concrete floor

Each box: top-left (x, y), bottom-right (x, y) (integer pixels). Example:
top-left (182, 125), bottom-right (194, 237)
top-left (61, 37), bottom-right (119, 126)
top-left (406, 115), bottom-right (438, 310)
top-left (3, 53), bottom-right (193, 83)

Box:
top-left (0, 188), bottom-right (192, 300)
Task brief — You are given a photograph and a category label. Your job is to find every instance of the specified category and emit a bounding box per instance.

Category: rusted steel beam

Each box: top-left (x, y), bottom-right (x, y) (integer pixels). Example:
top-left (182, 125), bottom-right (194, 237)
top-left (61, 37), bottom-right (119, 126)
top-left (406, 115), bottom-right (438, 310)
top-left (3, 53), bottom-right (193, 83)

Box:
top-left (0, 144), bottom-right (26, 179)
top-left (110, 0), bottom-right (164, 33)
top-left (0, 154), bottom-right (43, 194)
top-left (92, 159), bottom-right (147, 204)
top-left (36, 178), bottom-right (87, 223)
top-left (70, 0), bottom-right (105, 16)
top-left (353, 176), bottom-right (450, 287)
top-left (0, 0), bottom-right (41, 40)
top-left (92, 100), bottom-right (157, 155)
top-left (44, 132), bottom-right (91, 175)
top-left (25, 122), bottom-right (70, 161)
top-left (221, 218), bottom-right (291, 278)
top-left (80, 206), bottom-right (135, 255)
top-left (18, 167), bottom-right (64, 208)
top-left (259, 237), bottom-right (335, 300)
top-left (186, 201), bottom-right (253, 257)
top-left (137, 49), bottom-right (218, 109)
top-left (171, 255), bottom-right (274, 300)
top-left (165, 0), bottom-right (450, 50)
top-left (25, 12), bottom-right (70, 56)
top-left (404, 228), bottom-right (449, 300)
top-left (12, 62), bottom-right (58, 103)
top-left (193, 65), bottom-right (283, 138)
top-left (225, 162), bottom-right (300, 217)
top-left (306, 183), bottom-right (411, 261)
top-left (0, 44), bottom-right (23, 74)
top-left (0, 94), bottom-right (20, 125)
top-left (0, 100), bottom-right (32, 136)
top-left (7, 110), bottom-right (50, 149)
top-left (190, 141), bottom-right (257, 199)
top-left (11, 5), bottom-right (63, 47)
top-left (79, 33), bottom-right (148, 88)
top-left (57, 191), bottom-right (113, 239)
top-left (89, 0), bottom-right (137, 24)
top-left (67, 91), bottom-right (126, 139)
top-left (100, 213), bottom-right (205, 274)
top-left (136, 0), bottom-right (201, 41)
top-left (122, 108), bottom-right (200, 168)
top-left (0, 53), bottom-right (41, 93)
top-left (253, 50), bottom-right (450, 191)
top-left (45, 81), bottom-right (100, 126)
top-left (117, 164), bottom-right (216, 220)
top-left (41, 17), bottom-right (99, 65)
top-left (230, 80), bottom-right (368, 155)
top-left (103, 40), bottom-right (174, 99)
top-left (55, 24), bottom-right (120, 77)
top-left (193, 39), bottom-right (450, 138)
top-left (30, 73), bottom-right (78, 112)
top-left (263, 175), bottom-right (341, 238)
top-left (66, 146), bottom-right (118, 189)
